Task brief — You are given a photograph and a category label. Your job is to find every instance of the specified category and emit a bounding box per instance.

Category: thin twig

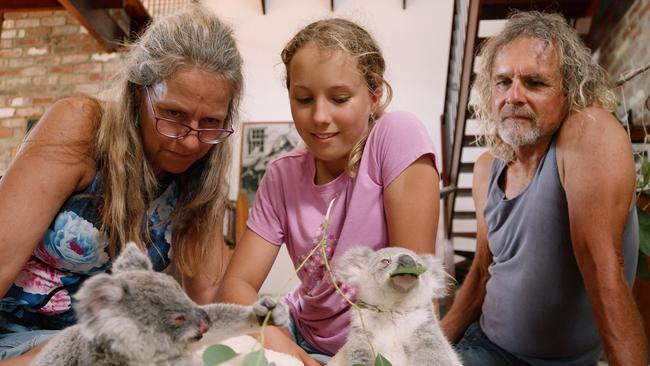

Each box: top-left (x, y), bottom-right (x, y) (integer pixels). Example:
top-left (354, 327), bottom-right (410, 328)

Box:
top-left (616, 60), bottom-right (650, 87)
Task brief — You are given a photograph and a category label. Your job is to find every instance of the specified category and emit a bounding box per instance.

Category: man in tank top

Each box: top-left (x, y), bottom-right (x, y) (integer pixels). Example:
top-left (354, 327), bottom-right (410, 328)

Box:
top-left (441, 11), bottom-right (648, 366)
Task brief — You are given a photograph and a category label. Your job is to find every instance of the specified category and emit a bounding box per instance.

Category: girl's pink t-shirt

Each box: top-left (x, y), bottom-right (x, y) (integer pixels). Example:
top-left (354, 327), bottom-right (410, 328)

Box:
top-left (247, 110), bottom-right (437, 355)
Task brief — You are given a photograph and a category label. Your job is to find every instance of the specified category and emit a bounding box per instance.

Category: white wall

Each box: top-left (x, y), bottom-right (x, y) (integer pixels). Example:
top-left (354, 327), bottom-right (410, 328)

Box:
top-left (205, 0), bottom-right (454, 295)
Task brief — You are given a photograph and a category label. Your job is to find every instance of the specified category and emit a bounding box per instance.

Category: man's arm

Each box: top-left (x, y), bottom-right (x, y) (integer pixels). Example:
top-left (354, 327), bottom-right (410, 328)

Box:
top-left (441, 152), bottom-right (494, 343)
top-left (559, 107), bottom-right (649, 365)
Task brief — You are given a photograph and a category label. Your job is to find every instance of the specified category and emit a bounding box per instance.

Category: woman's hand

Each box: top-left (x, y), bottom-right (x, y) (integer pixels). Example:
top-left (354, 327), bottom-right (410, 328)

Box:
top-left (261, 326), bottom-right (323, 366)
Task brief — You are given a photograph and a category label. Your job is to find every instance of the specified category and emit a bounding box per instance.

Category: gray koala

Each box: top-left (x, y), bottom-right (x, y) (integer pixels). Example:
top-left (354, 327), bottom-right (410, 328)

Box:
top-left (328, 247), bottom-right (462, 366)
top-left (32, 242), bottom-right (288, 366)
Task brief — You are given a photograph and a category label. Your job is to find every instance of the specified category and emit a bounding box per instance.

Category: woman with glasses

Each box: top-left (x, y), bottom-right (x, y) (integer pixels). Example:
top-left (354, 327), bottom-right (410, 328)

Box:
top-left (0, 4), bottom-right (241, 363)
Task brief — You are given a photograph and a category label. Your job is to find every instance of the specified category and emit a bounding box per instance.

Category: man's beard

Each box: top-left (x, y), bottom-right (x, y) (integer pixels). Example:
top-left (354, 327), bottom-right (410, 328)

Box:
top-left (497, 106), bottom-right (540, 147)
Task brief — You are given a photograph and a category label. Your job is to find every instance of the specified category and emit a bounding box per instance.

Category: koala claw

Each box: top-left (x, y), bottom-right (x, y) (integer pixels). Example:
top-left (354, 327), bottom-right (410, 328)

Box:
top-left (253, 297), bottom-right (289, 327)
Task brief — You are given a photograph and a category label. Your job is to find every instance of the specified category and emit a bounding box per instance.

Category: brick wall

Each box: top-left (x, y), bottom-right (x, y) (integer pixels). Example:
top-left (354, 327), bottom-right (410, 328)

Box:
top-left (597, 0), bottom-right (650, 128)
top-left (0, 10), bottom-right (125, 174)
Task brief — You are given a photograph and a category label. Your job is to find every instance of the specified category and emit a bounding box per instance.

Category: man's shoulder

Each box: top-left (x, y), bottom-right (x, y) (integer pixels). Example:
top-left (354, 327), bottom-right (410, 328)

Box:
top-left (558, 106), bottom-right (628, 152)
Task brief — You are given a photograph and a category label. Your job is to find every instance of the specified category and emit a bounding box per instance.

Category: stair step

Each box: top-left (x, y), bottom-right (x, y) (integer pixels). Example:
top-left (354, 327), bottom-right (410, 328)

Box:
top-left (452, 218), bottom-right (476, 232)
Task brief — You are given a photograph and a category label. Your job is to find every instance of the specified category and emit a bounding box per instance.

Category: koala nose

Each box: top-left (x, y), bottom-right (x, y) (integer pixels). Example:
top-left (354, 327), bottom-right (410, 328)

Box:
top-left (397, 254), bottom-right (416, 268)
top-left (195, 308), bottom-right (210, 335)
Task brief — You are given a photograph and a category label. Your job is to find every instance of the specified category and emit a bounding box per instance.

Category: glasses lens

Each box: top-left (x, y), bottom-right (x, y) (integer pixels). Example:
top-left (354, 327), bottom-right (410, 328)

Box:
top-left (198, 129), bottom-right (233, 144)
top-left (156, 119), bottom-right (190, 138)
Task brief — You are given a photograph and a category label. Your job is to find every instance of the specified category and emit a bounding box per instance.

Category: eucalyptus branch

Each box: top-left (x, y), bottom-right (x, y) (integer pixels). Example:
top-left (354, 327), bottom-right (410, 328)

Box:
top-left (316, 200), bottom-right (378, 361)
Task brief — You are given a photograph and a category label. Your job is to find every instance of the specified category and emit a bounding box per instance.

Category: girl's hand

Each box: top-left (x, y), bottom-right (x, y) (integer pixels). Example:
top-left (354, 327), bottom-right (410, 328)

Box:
top-left (262, 326), bottom-right (323, 366)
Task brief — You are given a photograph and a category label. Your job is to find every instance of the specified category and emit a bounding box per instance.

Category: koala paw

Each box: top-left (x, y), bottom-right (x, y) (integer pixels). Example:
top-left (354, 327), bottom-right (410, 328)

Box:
top-left (253, 297), bottom-right (289, 327)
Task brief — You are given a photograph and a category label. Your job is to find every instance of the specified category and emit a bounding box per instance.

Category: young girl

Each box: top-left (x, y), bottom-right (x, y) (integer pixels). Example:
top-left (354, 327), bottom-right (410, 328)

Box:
top-left (217, 18), bottom-right (440, 365)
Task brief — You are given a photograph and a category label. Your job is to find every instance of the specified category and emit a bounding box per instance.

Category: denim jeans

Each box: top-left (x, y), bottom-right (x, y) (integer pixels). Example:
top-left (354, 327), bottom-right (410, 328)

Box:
top-left (287, 316), bottom-right (332, 364)
top-left (455, 322), bottom-right (534, 366)
top-left (0, 315), bottom-right (58, 360)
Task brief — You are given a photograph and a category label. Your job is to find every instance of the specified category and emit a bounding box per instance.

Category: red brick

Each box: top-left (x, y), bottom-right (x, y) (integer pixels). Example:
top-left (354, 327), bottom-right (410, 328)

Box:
top-left (8, 58), bottom-right (34, 68)
top-left (50, 65), bottom-right (75, 74)
top-left (16, 107), bottom-right (44, 117)
top-left (3, 13), bottom-right (28, 20)
top-left (26, 27), bottom-right (51, 37)
top-left (88, 73), bottom-right (104, 82)
top-left (75, 63), bottom-right (102, 73)
top-left (0, 48), bottom-right (22, 58)
top-left (6, 78), bottom-right (32, 88)
top-left (32, 96), bottom-right (55, 105)
top-left (32, 75), bottom-right (59, 86)
top-left (20, 66), bottom-right (47, 77)
top-left (15, 18), bottom-right (40, 28)
top-left (0, 128), bottom-right (14, 138)
top-left (33, 56), bottom-right (60, 66)
top-left (1, 118), bottom-right (27, 128)
top-left (0, 69), bottom-right (21, 77)
top-left (59, 74), bottom-right (87, 85)
top-left (40, 16), bottom-right (66, 27)
top-left (51, 25), bottom-right (79, 36)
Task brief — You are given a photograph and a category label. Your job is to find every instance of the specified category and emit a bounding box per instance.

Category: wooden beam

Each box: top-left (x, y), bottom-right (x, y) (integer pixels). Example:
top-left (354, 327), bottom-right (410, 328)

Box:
top-left (58, 0), bottom-right (126, 52)
top-left (446, 0), bottom-right (480, 238)
top-left (0, 0), bottom-right (63, 12)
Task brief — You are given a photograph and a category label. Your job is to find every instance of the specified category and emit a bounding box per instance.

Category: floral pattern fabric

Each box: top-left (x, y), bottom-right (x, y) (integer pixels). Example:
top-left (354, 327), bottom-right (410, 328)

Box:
top-left (0, 173), bottom-right (178, 329)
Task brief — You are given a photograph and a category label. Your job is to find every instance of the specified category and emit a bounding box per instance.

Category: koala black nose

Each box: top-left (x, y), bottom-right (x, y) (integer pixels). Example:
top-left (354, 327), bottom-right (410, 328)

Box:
top-left (397, 254), bottom-right (416, 267)
top-left (195, 308), bottom-right (210, 335)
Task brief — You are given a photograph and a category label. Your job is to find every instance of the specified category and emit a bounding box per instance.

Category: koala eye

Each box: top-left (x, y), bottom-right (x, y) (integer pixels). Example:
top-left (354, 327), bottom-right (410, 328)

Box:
top-left (171, 313), bottom-right (186, 327)
top-left (380, 258), bottom-right (391, 267)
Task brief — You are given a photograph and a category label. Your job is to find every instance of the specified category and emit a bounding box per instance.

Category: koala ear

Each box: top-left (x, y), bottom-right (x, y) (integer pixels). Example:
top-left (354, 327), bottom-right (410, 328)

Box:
top-left (334, 247), bottom-right (374, 285)
top-left (75, 274), bottom-right (124, 319)
top-left (421, 254), bottom-right (449, 298)
top-left (112, 241), bottom-right (152, 273)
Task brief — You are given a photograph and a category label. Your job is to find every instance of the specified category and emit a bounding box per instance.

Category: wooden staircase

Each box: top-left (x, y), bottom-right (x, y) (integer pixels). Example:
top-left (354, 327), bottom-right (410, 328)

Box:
top-left (440, 0), bottom-right (598, 284)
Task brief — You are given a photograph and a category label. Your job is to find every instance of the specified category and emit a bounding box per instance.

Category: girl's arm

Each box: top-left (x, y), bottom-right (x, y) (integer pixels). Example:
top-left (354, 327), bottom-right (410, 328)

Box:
top-left (216, 229), bottom-right (322, 366)
top-left (384, 155), bottom-right (439, 255)
top-left (216, 228), bottom-right (279, 304)
top-left (0, 97), bottom-right (98, 298)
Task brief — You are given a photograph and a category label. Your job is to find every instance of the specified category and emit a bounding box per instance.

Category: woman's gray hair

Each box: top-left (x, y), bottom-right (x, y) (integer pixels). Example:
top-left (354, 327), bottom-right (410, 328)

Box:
top-left (473, 11), bottom-right (617, 162)
top-left (96, 4), bottom-right (242, 278)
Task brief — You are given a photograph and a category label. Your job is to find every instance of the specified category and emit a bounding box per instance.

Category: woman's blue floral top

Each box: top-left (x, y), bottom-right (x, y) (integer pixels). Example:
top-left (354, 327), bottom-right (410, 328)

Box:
top-left (0, 172), bottom-right (178, 329)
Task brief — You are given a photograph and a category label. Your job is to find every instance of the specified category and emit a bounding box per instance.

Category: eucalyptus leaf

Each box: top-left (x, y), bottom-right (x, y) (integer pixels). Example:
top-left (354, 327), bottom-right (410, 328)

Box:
top-left (390, 264), bottom-right (426, 277)
top-left (638, 252), bottom-right (650, 281)
top-left (241, 349), bottom-right (269, 366)
top-left (374, 354), bottom-right (393, 366)
top-left (641, 160), bottom-right (650, 190)
top-left (202, 344), bottom-right (238, 366)
top-left (637, 207), bottom-right (650, 256)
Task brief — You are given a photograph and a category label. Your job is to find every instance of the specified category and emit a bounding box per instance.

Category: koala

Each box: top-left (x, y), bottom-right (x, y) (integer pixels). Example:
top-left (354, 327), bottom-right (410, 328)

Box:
top-left (328, 247), bottom-right (462, 366)
top-left (32, 242), bottom-right (289, 366)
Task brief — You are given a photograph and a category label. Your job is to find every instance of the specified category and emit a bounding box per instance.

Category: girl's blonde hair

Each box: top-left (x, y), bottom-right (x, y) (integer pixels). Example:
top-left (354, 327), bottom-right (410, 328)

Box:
top-left (473, 11), bottom-right (617, 162)
top-left (281, 18), bottom-right (392, 177)
top-left (96, 4), bottom-right (243, 280)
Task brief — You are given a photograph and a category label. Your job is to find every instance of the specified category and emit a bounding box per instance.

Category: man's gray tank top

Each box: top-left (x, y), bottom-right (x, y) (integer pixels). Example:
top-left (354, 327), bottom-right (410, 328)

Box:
top-left (480, 137), bottom-right (639, 366)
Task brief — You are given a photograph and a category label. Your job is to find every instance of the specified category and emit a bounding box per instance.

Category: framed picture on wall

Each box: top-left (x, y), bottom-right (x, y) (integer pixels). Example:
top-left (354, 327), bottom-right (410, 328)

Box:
top-left (239, 121), bottom-right (302, 206)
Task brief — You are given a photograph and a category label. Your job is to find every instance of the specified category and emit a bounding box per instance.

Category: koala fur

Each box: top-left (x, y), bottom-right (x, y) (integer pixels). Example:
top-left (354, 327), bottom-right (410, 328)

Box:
top-left (328, 247), bottom-right (462, 366)
top-left (32, 242), bottom-right (289, 366)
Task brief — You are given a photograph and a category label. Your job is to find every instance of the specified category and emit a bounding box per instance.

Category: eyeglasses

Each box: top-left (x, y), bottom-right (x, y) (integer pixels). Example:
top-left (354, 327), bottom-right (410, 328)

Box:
top-left (145, 87), bottom-right (234, 144)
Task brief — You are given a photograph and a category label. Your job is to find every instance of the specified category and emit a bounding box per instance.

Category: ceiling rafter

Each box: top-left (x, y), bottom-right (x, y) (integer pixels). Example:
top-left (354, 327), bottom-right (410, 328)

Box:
top-left (0, 0), bottom-right (150, 52)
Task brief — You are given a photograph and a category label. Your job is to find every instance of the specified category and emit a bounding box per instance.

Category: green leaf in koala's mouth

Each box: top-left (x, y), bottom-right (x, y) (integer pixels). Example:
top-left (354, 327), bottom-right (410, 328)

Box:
top-left (390, 264), bottom-right (426, 277)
